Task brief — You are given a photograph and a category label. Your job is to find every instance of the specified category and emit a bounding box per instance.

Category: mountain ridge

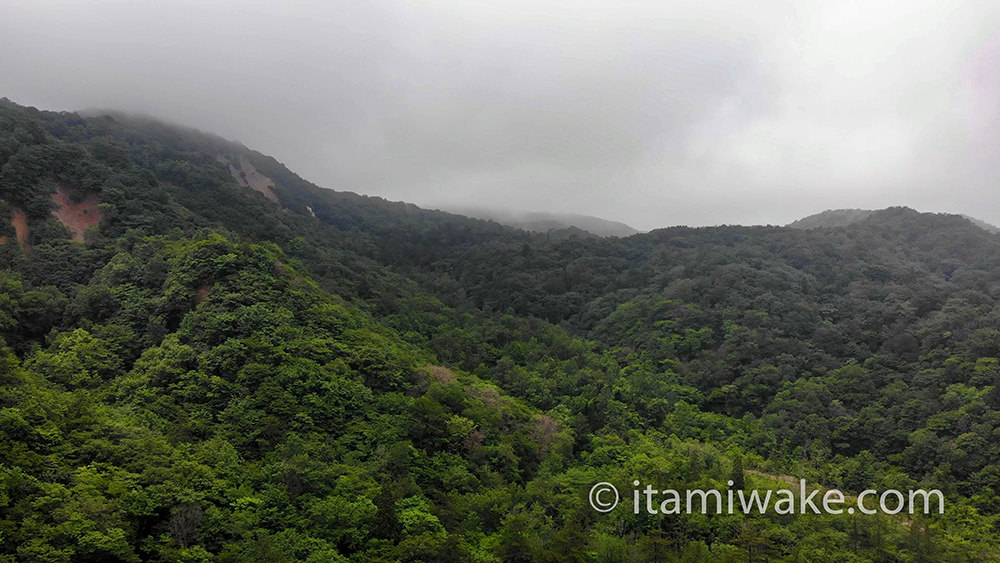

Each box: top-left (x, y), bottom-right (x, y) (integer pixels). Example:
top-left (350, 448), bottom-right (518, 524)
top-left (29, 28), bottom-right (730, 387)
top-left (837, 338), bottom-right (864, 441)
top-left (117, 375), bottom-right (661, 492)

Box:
top-left (445, 206), bottom-right (641, 237)
top-left (789, 206), bottom-right (1000, 234)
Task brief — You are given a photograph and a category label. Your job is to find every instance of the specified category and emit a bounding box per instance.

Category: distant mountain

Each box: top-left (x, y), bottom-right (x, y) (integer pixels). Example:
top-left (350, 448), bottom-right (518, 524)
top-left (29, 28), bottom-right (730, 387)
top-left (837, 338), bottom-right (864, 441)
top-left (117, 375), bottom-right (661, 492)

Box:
top-left (786, 208), bottom-right (876, 229)
top-left (962, 214), bottom-right (1000, 234)
top-left (446, 206), bottom-right (641, 237)
top-left (790, 207), bottom-right (1000, 233)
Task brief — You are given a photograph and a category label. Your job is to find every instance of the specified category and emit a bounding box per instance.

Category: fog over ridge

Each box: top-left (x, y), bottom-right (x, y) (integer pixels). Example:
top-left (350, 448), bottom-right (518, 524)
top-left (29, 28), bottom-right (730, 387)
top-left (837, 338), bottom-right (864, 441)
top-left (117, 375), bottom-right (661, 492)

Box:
top-left (3, 1), bottom-right (999, 230)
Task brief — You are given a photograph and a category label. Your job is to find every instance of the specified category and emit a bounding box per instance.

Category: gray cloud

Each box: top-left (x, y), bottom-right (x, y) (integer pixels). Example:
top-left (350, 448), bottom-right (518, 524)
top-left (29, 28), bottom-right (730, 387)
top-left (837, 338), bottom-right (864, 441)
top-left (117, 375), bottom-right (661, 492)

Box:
top-left (3, 0), bottom-right (1000, 230)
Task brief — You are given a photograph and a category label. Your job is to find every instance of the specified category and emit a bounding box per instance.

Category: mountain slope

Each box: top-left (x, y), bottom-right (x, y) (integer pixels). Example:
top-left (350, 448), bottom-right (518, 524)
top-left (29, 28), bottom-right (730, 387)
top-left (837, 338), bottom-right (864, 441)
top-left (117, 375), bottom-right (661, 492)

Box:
top-left (3, 99), bottom-right (1000, 561)
top-left (790, 206), bottom-right (1000, 234)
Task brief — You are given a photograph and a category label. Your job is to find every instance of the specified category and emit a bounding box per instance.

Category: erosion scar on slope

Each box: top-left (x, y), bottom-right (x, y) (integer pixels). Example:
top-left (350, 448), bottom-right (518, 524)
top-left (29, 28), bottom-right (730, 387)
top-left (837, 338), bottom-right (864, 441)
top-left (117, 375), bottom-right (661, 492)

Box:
top-left (52, 185), bottom-right (101, 242)
top-left (12, 209), bottom-right (29, 252)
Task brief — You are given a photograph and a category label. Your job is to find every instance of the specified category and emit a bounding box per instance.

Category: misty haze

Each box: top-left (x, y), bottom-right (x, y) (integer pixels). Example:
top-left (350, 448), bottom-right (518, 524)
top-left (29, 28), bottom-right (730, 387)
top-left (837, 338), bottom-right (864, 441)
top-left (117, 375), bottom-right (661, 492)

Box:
top-left (5, 1), bottom-right (1000, 229)
top-left (3, 1), bottom-right (1000, 562)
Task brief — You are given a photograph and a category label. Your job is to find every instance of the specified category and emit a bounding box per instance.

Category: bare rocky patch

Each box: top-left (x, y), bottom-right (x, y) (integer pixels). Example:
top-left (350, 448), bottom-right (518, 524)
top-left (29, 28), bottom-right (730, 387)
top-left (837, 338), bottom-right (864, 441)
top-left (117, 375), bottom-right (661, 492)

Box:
top-left (52, 185), bottom-right (100, 242)
top-left (12, 209), bottom-right (29, 252)
top-left (220, 154), bottom-right (280, 203)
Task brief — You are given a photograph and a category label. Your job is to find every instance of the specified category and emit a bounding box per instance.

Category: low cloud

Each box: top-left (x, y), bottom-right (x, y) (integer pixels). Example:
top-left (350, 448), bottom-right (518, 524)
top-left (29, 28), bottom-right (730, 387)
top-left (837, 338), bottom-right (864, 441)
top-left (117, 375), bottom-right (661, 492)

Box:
top-left (3, 0), bottom-right (999, 229)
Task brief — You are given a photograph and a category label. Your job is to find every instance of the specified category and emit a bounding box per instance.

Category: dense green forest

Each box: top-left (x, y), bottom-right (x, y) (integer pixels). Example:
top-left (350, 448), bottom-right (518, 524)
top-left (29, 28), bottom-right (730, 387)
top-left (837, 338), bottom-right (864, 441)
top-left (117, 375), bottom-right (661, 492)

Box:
top-left (3, 97), bottom-right (1000, 561)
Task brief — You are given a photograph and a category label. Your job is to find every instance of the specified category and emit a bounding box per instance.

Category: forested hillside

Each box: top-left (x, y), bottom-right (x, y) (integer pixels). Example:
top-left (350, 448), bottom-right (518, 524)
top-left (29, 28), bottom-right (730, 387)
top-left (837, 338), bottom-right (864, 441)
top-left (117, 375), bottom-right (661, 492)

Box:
top-left (3, 98), bottom-right (1000, 561)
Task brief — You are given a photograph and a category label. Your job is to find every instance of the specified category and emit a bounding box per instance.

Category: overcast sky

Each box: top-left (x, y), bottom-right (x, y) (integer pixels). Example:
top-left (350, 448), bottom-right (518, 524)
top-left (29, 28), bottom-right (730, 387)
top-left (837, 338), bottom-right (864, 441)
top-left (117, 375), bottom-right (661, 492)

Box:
top-left (3, 1), bottom-right (1000, 230)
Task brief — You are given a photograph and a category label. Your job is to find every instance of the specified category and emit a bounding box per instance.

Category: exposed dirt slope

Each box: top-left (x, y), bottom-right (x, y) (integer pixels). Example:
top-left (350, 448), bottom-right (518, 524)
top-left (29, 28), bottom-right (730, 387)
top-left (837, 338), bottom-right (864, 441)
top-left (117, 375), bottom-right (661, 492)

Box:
top-left (222, 154), bottom-right (280, 203)
top-left (12, 209), bottom-right (29, 251)
top-left (52, 185), bottom-right (101, 242)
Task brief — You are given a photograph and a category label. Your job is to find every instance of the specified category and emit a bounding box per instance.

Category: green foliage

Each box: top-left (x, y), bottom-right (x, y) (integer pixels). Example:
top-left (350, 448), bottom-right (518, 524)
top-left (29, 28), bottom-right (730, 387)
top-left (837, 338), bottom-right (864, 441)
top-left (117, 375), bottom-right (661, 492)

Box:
top-left (2, 97), bottom-right (1000, 560)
